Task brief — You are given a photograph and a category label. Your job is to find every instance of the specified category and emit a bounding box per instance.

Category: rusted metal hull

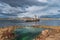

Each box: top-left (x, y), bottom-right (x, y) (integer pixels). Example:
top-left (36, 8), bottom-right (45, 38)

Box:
top-left (25, 19), bottom-right (40, 22)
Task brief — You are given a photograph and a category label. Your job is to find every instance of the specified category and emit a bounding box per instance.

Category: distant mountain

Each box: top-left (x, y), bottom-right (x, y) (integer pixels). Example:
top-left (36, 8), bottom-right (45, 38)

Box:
top-left (40, 14), bottom-right (60, 18)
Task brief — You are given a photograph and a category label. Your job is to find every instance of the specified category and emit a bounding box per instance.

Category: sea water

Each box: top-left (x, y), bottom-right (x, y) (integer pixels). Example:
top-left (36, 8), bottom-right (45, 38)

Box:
top-left (13, 27), bottom-right (46, 40)
top-left (0, 20), bottom-right (60, 27)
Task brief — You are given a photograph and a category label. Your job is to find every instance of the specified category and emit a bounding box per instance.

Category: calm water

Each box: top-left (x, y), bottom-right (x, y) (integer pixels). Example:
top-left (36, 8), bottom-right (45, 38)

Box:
top-left (0, 20), bottom-right (60, 27)
top-left (14, 27), bottom-right (46, 40)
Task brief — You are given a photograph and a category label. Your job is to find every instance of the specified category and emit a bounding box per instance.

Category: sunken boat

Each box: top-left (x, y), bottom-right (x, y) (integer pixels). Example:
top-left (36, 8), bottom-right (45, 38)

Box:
top-left (22, 15), bottom-right (40, 22)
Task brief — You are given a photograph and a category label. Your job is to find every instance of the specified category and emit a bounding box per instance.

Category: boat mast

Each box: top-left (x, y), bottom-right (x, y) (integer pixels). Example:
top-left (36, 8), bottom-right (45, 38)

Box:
top-left (34, 15), bottom-right (38, 19)
top-left (34, 15), bottom-right (38, 25)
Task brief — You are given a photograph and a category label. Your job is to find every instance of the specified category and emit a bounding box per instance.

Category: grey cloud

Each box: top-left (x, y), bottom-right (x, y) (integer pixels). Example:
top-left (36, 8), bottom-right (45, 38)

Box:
top-left (0, 0), bottom-right (60, 18)
top-left (0, 13), bottom-right (17, 16)
top-left (0, 0), bottom-right (47, 7)
top-left (0, 2), bottom-right (27, 18)
top-left (0, 0), bottom-right (48, 18)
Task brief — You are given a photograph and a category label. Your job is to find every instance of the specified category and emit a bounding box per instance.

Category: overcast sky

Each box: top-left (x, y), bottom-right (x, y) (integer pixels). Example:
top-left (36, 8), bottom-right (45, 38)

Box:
top-left (0, 0), bottom-right (60, 18)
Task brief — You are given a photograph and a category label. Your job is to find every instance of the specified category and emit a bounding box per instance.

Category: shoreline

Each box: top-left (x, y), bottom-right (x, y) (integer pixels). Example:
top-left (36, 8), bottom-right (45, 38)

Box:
top-left (0, 25), bottom-right (60, 40)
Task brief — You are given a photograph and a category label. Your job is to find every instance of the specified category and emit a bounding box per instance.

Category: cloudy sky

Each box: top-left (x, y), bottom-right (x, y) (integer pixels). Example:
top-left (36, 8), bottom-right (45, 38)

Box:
top-left (0, 0), bottom-right (60, 18)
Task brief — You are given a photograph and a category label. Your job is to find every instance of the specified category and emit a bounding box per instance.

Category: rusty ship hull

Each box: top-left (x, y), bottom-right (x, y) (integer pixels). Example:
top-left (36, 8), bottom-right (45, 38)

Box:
top-left (24, 19), bottom-right (40, 22)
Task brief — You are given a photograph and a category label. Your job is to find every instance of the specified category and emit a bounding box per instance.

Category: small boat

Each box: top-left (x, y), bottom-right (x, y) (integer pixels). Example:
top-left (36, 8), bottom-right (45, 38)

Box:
top-left (24, 15), bottom-right (40, 22)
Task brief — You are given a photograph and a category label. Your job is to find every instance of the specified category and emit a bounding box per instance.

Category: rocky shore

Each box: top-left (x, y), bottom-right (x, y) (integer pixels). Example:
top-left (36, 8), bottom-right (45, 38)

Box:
top-left (0, 25), bottom-right (60, 40)
top-left (33, 29), bottom-right (60, 40)
top-left (0, 26), bottom-right (23, 40)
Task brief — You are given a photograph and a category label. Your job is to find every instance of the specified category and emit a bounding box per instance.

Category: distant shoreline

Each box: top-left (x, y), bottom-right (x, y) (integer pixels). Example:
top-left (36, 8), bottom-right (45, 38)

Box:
top-left (0, 18), bottom-right (60, 20)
